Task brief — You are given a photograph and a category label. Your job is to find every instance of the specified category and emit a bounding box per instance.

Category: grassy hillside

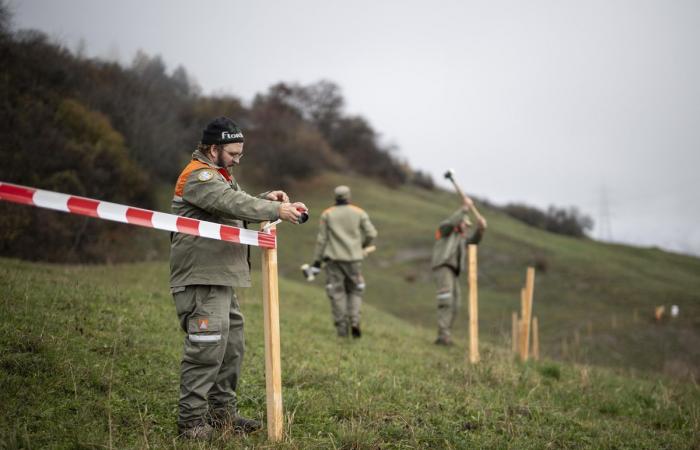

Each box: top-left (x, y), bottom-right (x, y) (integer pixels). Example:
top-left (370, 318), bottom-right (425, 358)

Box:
top-left (2, 170), bottom-right (700, 447)
top-left (258, 172), bottom-right (700, 380)
top-left (1, 258), bottom-right (699, 449)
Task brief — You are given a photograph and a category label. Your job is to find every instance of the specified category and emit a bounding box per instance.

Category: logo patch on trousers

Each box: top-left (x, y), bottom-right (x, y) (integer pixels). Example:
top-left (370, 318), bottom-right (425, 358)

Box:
top-left (198, 318), bottom-right (209, 330)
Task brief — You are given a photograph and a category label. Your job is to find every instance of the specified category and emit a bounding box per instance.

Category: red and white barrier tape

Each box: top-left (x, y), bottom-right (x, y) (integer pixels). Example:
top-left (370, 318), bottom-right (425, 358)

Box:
top-left (0, 182), bottom-right (276, 249)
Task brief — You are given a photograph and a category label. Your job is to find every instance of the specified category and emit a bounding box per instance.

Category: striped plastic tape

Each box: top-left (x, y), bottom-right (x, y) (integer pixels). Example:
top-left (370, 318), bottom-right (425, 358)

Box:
top-left (0, 182), bottom-right (276, 249)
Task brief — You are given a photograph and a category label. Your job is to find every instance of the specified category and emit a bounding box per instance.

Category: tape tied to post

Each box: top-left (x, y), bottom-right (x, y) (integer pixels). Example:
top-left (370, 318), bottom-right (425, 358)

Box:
top-left (0, 181), bottom-right (277, 249)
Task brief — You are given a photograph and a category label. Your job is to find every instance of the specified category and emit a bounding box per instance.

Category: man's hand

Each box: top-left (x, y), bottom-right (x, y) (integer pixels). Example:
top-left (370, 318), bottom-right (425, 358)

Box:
top-left (477, 217), bottom-right (488, 230)
top-left (266, 190), bottom-right (290, 202)
top-left (278, 202), bottom-right (308, 224)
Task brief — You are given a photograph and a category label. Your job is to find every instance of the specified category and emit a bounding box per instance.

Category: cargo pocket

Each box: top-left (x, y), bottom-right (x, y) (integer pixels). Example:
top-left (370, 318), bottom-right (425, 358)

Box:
top-left (436, 289), bottom-right (452, 308)
top-left (187, 316), bottom-right (222, 346)
top-left (325, 281), bottom-right (342, 298)
top-left (353, 274), bottom-right (366, 293)
top-left (183, 316), bottom-right (223, 367)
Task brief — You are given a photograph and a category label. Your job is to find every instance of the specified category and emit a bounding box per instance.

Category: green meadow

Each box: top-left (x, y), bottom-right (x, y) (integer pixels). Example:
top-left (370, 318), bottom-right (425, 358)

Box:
top-left (1, 173), bottom-right (699, 448)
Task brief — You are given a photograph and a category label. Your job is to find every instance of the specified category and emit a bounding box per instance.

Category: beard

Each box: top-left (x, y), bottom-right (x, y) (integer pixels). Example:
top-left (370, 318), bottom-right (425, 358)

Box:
top-left (215, 151), bottom-right (226, 168)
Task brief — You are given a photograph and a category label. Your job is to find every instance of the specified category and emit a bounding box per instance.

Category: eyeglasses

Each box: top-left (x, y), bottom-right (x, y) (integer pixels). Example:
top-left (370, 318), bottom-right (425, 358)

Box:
top-left (224, 150), bottom-right (244, 161)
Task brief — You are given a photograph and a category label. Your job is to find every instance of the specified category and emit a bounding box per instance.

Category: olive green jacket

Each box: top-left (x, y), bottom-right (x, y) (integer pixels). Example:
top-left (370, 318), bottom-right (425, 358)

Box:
top-left (431, 208), bottom-right (485, 275)
top-left (169, 150), bottom-right (280, 288)
top-left (313, 203), bottom-right (377, 262)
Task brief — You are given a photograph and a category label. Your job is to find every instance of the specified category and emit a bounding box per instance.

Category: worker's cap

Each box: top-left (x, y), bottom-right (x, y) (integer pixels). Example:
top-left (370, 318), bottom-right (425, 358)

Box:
top-left (334, 185), bottom-right (351, 200)
top-left (201, 117), bottom-right (244, 145)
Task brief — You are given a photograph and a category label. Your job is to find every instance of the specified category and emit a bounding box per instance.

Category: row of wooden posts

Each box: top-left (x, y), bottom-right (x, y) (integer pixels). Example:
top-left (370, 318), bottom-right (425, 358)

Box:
top-left (511, 267), bottom-right (540, 361)
top-left (265, 237), bottom-right (679, 440)
top-left (264, 240), bottom-right (539, 440)
top-left (466, 246), bottom-right (539, 363)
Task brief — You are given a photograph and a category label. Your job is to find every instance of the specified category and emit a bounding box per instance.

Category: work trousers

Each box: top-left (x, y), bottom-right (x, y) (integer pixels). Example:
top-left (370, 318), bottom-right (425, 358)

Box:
top-left (433, 266), bottom-right (461, 339)
top-left (325, 260), bottom-right (365, 336)
top-left (171, 285), bottom-right (244, 427)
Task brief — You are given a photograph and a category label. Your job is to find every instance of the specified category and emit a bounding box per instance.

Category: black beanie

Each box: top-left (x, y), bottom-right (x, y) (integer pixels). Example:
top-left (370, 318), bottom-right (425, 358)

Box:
top-left (201, 117), bottom-right (245, 145)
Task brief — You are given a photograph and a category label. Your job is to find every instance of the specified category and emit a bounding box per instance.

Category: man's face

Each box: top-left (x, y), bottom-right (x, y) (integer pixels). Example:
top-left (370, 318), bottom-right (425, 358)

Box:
top-left (214, 143), bottom-right (244, 168)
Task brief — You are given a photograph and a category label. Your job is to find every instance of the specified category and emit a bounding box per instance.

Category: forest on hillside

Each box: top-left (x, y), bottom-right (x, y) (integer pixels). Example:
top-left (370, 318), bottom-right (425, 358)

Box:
top-left (0, 3), bottom-right (593, 263)
top-left (0, 4), bottom-right (435, 263)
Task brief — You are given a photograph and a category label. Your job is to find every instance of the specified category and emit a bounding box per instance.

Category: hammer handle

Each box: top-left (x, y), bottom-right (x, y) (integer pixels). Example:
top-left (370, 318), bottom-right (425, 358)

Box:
top-left (448, 177), bottom-right (484, 220)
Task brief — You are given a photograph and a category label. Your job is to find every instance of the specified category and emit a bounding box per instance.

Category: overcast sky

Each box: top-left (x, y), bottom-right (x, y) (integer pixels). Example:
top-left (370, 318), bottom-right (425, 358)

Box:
top-left (10, 0), bottom-right (700, 255)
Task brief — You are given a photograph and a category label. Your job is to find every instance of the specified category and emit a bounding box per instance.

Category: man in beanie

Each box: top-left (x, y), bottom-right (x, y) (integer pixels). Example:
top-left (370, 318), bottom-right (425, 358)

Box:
top-left (311, 185), bottom-right (377, 337)
top-left (432, 196), bottom-right (487, 346)
top-left (170, 117), bottom-right (307, 440)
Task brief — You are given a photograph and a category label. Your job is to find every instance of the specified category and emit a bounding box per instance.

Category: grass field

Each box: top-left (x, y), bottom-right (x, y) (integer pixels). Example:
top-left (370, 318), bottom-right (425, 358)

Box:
top-left (1, 171), bottom-right (700, 448)
top-left (1, 258), bottom-right (699, 449)
top-left (271, 173), bottom-right (700, 379)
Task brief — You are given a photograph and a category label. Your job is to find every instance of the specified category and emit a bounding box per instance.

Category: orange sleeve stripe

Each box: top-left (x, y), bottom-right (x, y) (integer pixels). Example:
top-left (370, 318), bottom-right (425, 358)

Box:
top-left (174, 160), bottom-right (212, 197)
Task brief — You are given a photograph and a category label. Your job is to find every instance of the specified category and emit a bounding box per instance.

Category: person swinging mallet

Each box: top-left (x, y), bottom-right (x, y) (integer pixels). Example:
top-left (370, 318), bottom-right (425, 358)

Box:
top-left (431, 169), bottom-right (487, 346)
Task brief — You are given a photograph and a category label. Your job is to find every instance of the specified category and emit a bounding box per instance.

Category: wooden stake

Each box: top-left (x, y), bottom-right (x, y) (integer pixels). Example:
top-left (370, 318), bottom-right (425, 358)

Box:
top-left (261, 223), bottom-right (283, 441)
top-left (519, 320), bottom-right (527, 361)
top-left (522, 267), bottom-right (535, 361)
top-left (532, 316), bottom-right (540, 361)
top-left (511, 311), bottom-right (518, 354)
top-left (468, 244), bottom-right (479, 364)
top-left (518, 288), bottom-right (526, 360)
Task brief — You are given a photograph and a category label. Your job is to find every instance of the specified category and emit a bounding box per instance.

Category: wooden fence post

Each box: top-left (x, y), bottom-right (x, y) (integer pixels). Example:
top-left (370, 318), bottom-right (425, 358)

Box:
top-left (468, 244), bottom-right (479, 364)
top-left (521, 267), bottom-right (535, 361)
top-left (511, 311), bottom-right (519, 354)
top-left (519, 320), bottom-right (527, 360)
top-left (519, 288), bottom-right (526, 360)
top-left (261, 223), bottom-right (283, 441)
top-left (532, 316), bottom-right (540, 361)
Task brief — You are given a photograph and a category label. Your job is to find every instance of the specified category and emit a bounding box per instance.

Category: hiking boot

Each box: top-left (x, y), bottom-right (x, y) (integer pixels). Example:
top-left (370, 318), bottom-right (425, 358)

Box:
top-left (434, 336), bottom-right (453, 346)
top-left (336, 322), bottom-right (349, 337)
top-left (232, 415), bottom-right (262, 433)
top-left (178, 421), bottom-right (214, 440)
top-left (209, 409), bottom-right (262, 434)
top-left (351, 325), bottom-right (362, 338)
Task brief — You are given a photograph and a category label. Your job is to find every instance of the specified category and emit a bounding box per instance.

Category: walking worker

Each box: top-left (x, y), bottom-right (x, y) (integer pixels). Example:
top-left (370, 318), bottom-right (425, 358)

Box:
top-left (432, 196), bottom-right (487, 346)
top-left (169, 117), bottom-right (307, 440)
top-left (311, 185), bottom-right (377, 338)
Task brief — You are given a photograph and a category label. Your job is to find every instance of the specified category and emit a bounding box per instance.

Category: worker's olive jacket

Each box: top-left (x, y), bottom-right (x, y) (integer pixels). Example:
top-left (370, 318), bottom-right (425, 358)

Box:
top-left (313, 203), bottom-right (377, 262)
top-left (169, 150), bottom-right (280, 288)
top-left (431, 208), bottom-right (484, 275)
